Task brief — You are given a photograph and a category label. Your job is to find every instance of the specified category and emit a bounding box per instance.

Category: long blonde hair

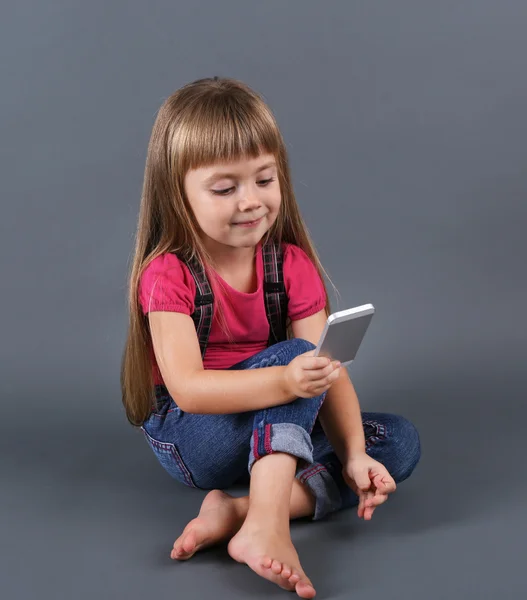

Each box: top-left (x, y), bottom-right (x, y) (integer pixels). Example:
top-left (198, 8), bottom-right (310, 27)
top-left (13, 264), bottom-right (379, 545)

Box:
top-left (121, 77), bottom-right (335, 426)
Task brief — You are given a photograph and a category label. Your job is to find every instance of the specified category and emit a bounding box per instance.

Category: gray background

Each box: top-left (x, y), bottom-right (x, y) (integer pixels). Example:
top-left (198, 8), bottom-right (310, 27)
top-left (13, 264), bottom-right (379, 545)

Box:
top-left (1, 1), bottom-right (526, 598)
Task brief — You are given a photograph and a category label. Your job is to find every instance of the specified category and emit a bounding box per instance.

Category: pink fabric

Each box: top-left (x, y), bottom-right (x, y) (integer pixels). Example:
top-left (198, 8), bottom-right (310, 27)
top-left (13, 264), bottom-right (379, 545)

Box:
top-left (138, 242), bottom-right (326, 384)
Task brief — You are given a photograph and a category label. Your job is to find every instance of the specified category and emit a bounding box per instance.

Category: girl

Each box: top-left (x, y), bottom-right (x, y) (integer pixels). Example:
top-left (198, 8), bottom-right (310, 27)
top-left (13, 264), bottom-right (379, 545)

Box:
top-left (121, 77), bottom-right (421, 599)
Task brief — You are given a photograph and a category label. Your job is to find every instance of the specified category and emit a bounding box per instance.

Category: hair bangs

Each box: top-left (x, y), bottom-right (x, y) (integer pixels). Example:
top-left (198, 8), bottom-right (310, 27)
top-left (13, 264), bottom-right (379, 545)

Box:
top-left (176, 97), bottom-right (281, 174)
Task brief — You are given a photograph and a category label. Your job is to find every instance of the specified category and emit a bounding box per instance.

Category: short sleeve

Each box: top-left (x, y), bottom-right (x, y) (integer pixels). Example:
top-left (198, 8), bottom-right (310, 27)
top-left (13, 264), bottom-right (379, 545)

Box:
top-left (283, 243), bottom-right (326, 321)
top-left (138, 253), bottom-right (196, 315)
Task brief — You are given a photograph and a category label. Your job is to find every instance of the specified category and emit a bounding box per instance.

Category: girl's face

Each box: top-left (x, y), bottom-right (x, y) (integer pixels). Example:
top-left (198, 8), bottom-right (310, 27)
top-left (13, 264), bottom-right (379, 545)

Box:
top-left (184, 152), bottom-right (281, 252)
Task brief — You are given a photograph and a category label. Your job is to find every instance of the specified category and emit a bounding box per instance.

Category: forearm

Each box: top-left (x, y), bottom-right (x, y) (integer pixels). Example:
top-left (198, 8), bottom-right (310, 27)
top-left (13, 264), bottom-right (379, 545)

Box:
top-left (174, 366), bottom-right (295, 414)
top-left (317, 369), bottom-right (366, 464)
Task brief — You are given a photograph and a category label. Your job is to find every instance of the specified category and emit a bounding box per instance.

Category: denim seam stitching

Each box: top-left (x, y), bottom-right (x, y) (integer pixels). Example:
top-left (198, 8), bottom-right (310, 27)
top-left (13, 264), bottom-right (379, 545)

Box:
top-left (150, 408), bottom-right (178, 417)
top-left (364, 420), bottom-right (387, 449)
top-left (298, 464), bottom-right (328, 483)
top-left (141, 428), bottom-right (196, 488)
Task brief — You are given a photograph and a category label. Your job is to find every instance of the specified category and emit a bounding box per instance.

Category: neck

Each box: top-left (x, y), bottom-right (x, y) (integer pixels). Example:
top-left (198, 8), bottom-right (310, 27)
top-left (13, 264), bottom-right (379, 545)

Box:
top-left (202, 236), bottom-right (259, 272)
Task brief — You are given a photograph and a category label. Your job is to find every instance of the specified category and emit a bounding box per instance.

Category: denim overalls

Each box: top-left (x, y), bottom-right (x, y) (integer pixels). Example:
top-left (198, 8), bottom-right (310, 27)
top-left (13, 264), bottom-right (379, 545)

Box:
top-left (141, 242), bottom-right (421, 520)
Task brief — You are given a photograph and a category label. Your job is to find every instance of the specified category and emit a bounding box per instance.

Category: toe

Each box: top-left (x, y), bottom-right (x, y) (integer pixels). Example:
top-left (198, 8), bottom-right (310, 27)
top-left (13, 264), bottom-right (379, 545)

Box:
top-left (281, 565), bottom-right (292, 579)
top-left (182, 531), bottom-right (196, 553)
top-left (271, 559), bottom-right (283, 574)
top-left (296, 579), bottom-right (316, 599)
top-left (171, 542), bottom-right (184, 558)
top-left (174, 548), bottom-right (188, 560)
top-left (260, 555), bottom-right (273, 569)
top-left (289, 570), bottom-right (301, 584)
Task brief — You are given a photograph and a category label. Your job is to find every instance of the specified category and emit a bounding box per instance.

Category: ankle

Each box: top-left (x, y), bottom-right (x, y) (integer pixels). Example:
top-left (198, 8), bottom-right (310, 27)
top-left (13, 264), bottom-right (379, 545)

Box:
top-left (244, 503), bottom-right (291, 533)
top-left (232, 496), bottom-right (250, 520)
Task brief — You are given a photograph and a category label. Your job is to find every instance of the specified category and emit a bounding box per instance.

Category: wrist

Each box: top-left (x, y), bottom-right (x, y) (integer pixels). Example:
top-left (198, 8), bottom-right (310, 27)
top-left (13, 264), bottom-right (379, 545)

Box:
top-left (275, 366), bottom-right (295, 402)
top-left (344, 443), bottom-right (367, 464)
top-left (278, 366), bottom-right (293, 399)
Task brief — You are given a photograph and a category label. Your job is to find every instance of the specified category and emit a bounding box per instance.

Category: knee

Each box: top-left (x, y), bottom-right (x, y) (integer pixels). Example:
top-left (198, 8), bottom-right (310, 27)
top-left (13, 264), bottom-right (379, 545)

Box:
top-left (289, 338), bottom-right (316, 359)
top-left (272, 338), bottom-right (316, 364)
top-left (388, 416), bottom-right (421, 482)
top-left (292, 338), bottom-right (316, 352)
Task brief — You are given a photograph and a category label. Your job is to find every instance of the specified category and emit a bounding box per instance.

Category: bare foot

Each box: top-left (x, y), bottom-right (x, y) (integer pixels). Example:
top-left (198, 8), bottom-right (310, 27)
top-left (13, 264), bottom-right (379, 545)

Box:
top-left (171, 490), bottom-right (245, 560)
top-left (227, 521), bottom-right (316, 598)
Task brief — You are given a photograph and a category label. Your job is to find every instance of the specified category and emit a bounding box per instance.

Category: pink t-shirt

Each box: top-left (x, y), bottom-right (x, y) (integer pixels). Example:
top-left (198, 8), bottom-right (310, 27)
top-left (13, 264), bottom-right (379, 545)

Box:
top-left (138, 242), bottom-right (326, 384)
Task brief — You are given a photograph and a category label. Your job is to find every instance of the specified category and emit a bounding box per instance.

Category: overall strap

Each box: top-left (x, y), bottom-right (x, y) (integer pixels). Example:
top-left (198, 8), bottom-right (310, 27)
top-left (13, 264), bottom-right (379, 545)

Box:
top-left (262, 240), bottom-right (288, 345)
top-left (181, 254), bottom-right (214, 359)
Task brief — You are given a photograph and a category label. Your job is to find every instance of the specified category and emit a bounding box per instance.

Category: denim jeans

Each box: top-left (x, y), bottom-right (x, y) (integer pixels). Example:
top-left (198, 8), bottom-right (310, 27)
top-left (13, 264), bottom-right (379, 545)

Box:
top-left (141, 338), bottom-right (421, 520)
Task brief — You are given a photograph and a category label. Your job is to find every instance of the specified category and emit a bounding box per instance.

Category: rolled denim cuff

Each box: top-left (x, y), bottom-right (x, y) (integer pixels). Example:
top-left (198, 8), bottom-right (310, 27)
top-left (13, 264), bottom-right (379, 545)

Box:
top-left (296, 461), bottom-right (343, 520)
top-left (248, 423), bottom-right (314, 473)
top-left (248, 422), bottom-right (342, 521)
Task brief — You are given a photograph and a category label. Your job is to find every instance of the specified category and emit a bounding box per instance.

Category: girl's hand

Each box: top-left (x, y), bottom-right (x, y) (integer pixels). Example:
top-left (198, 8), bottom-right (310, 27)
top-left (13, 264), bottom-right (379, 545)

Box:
top-left (342, 453), bottom-right (396, 520)
top-left (283, 351), bottom-right (341, 398)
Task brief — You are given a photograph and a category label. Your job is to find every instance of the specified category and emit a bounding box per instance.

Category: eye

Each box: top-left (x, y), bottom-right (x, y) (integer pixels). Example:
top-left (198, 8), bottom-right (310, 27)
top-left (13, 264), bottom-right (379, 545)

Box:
top-left (258, 177), bottom-right (275, 186)
top-left (211, 186), bottom-right (235, 196)
top-left (211, 178), bottom-right (275, 196)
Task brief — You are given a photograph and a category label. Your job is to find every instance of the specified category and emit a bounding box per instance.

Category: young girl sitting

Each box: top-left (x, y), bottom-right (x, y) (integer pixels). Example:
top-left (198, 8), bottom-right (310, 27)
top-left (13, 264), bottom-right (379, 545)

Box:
top-left (121, 76), bottom-right (421, 599)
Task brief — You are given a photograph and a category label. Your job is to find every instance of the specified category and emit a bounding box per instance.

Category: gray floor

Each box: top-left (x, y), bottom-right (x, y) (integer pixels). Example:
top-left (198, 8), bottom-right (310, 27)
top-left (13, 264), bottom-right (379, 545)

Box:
top-left (3, 355), bottom-right (525, 599)
top-left (2, 1), bottom-right (527, 598)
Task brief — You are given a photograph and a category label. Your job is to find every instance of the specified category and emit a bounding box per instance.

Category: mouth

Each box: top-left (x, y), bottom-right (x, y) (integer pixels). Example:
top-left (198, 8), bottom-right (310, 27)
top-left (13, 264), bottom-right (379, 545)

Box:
top-left (232, 215), bottom-right (265, 228)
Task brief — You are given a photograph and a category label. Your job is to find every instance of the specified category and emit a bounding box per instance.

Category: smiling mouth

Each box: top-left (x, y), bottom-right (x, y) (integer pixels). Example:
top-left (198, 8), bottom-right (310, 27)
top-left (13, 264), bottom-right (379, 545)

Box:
top-left (232, 215), bottom-right (264, 226)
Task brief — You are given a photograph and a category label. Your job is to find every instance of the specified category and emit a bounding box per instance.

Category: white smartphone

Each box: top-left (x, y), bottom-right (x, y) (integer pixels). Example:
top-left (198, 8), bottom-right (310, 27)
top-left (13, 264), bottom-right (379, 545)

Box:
top-left (313, 303), bottom-right (375, 367)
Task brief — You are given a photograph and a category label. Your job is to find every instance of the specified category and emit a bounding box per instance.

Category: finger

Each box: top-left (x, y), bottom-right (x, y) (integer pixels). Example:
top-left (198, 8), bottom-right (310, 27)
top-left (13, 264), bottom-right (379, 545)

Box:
top-left (306, 355), bottom-right (331, 369)
top-left (308, 373), bottom-right (339, 391)
top-left (358, 489), bottom-right (373, 519)
top-left (372, 472), bottom-right (396, 494)
top-left (353, 470), bottom-right (372, 493)
top-left (302, 356), bottom-right (333, 370)
top-left (370, 493), bottom-right (389, 507)
top-left (363, 490), bottom-right (377, 519)
top-left (304, 363), bottom-right (333, 382)
top-left (362, 499), bottom-right (374, 520)
top-left (364, 491), bottom-right (389, 520)
top-left (310, 377), bottom-right (339, 396)
top-left (305, 361), bottom-right (340, 381)
top-left (310, 387), bottom-right (328, 397)
top-left (380, 480), bottom-right (396, 495)
top-left (328, 367), bottom-right (341, 382)
top-left (363, 505), bottom-right (375, 520)
top-left (357, 493), bottom-right (365, 518)
top-left (314, 367), bottom-right (341, 388)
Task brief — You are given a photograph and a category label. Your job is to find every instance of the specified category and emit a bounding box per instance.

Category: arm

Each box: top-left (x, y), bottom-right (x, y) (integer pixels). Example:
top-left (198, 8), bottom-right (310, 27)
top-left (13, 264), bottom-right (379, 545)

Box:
top-left (148, 311), bottom-right (295, 414)
top-left (292, 310), bottom-right (367, 463)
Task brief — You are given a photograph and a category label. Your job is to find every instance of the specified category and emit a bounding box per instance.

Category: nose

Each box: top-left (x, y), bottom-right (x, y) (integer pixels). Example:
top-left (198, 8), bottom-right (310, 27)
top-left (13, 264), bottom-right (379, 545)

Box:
top-left (237, 190), bottom-right (262, 212)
